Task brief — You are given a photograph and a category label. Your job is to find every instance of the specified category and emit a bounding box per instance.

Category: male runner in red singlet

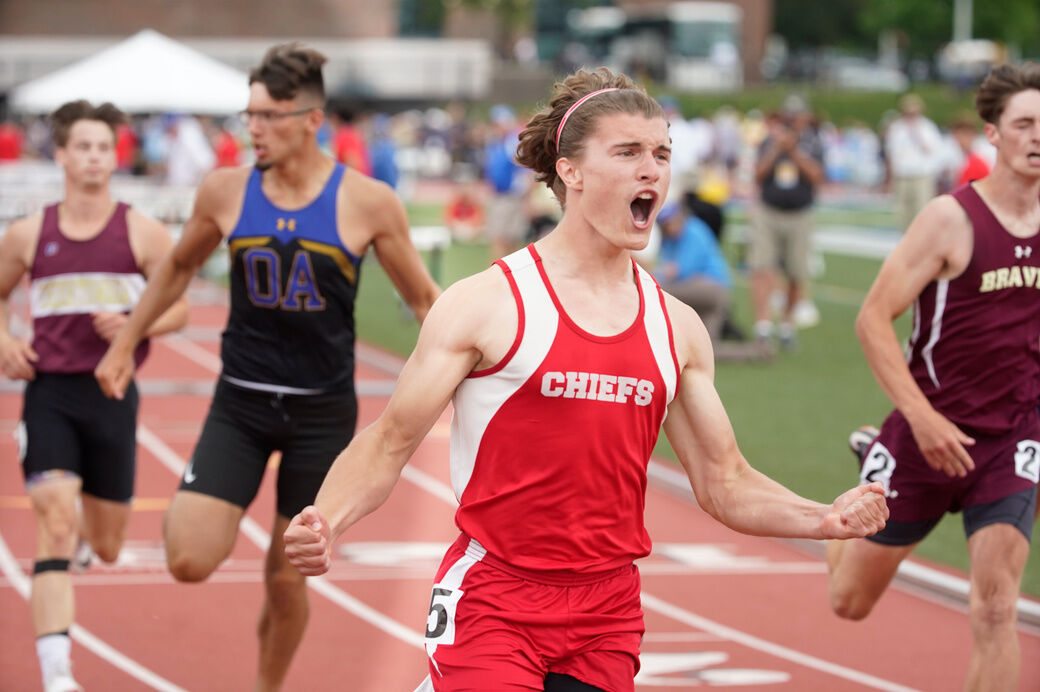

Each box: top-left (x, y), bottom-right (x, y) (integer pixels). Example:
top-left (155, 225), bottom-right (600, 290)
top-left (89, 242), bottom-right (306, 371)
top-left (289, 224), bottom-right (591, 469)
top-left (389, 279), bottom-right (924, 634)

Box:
top-left (283, 68), bottom-right (888, 692)
top-left (828, 62), bottom-right (1040, 691)
top-left (95, 44), bottom-right (439, 691)
top-left (0, 101), bottom-right (187, 692)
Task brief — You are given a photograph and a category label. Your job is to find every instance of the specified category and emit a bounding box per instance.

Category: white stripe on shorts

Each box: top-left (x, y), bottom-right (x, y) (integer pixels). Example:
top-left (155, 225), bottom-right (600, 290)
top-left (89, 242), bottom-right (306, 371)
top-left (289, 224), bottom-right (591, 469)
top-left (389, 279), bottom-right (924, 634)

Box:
top-left (424, 538), bottom-right (486, 677)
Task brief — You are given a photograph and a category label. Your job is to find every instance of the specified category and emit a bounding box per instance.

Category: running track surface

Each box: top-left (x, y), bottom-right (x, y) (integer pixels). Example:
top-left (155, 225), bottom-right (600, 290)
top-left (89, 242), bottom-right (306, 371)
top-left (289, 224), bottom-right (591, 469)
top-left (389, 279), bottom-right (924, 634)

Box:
top-left (1, 281), bottom-right (1039, 692)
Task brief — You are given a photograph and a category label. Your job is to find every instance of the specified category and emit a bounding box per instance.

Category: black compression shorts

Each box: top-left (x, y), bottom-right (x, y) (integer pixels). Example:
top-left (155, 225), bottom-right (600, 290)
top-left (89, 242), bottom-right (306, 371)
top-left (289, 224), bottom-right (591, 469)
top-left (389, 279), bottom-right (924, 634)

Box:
top-left (179, 378), bottom-right (358, 517)
top-left (20, 373), bottom-right (138, 502)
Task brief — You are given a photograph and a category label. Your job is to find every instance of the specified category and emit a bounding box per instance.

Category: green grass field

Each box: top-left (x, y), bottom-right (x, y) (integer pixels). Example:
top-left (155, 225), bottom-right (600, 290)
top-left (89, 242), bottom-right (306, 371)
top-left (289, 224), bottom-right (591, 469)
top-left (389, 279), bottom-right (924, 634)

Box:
top-left (355, 206), bottom-right (1039, 597)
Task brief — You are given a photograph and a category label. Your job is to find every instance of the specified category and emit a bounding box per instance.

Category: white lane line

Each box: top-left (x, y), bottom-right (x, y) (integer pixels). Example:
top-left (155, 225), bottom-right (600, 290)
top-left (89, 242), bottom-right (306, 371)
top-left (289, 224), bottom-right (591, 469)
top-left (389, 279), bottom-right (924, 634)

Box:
top-left (136, 425), bottom-right (425, 650)
top-left (394, 453), bottom-right (920, 691)
top-left (161, 333), bottom-right (223, 373)
top-left (400, 465), bottom-right (458, 507)
top-left (640, 593), bottom-right (919, 692)
top-left (0, 531), bottom-right (187, 692)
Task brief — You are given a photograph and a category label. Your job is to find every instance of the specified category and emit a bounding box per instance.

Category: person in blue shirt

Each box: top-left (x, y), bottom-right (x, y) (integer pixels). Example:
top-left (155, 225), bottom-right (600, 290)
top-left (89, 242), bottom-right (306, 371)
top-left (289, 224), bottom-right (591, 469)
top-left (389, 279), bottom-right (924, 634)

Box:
top-left (655, 202), bottom-right (769, 362)
top-left (655, 202), bottom-right (730, 334)
top-left (483, 104), bottom-right (528, 260)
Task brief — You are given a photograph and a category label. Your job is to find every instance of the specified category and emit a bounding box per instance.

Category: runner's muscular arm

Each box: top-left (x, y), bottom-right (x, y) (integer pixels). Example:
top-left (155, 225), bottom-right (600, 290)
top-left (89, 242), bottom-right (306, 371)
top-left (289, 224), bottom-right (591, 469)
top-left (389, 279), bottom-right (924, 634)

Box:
top-left (856, 195), bottom-right (976, 477)
top-left (92, 211), bottom-right (189, 343)
top-left (284, 268), bottom-right (511, 576)
top-left (95, 169), bottom-right (241, 399)
top-left (0, 216), bottom-right (40, 380)
top-left (362, 178), bottom-right (441, 322)
top-left (663, 295), bottom-right (888, 539)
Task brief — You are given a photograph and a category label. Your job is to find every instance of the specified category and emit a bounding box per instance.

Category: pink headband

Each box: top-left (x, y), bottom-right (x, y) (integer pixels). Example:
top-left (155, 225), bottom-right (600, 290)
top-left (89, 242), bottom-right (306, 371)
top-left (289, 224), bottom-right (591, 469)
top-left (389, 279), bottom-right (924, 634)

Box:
top-left (555, 88), bottom-right (620, 152)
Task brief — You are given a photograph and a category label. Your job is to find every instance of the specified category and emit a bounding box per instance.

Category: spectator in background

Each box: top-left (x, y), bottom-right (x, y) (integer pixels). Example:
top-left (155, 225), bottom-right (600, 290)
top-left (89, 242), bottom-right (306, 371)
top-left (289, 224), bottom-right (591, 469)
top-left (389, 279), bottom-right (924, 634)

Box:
top-left (524, 172), bottom-right (561, 243)
top-left (677, 167), bottom-right (748, 342)
top-left (482, 104), bottom-right (528, 261)
top-left (444, 163), bottom-right (485, 242)
top-left (23, 117), bottom-right (54, 160)
top-left (329, 108), bottom-right (371, 176)
top-left (165, 115), bottom-right (215, 187)
top-left (212, 118), bottom-right (241, 168)
top-left (885, 93), bottom-right (943, 232)
top-left (655, 203), bottom-right (766, 362)
top-left (659, 96), bottom-right (698, 200)
top-left (749, 97), bottom-right (825, 350)
top-left (141, 114), bottom-right (170, 178)
top-left (0, 119), bottom-right (24, 161)
top-left (368, 114), bottom-right (399, 189)
top-left (712, 106), bottom-right (743, 178)
top-left (950, 115), bottom-right (991, 188)
top-left (114, 122), bottom-right (138, 173)
top-left (680, 167), bottom-right (727, 241)
top-left (446, 101), bottom-right (481, 173)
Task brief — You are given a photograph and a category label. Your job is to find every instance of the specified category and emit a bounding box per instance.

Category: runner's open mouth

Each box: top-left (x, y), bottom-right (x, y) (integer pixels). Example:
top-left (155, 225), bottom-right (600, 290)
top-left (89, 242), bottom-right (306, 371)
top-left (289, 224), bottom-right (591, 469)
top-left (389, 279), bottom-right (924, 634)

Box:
top-left (631, 194), bottom-right (655, 224)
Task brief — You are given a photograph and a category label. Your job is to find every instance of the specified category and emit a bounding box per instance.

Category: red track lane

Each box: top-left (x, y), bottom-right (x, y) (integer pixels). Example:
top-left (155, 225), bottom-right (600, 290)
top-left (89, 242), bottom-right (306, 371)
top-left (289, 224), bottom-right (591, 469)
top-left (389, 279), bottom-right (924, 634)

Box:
top-left (2, 288), bottom-right (1040, 691)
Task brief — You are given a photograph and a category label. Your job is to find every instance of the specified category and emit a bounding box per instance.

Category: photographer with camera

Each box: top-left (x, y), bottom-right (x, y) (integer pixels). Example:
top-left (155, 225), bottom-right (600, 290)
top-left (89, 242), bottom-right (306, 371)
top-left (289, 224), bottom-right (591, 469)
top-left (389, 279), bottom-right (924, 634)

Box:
top-left (748, 95), bottom-right (825, 350)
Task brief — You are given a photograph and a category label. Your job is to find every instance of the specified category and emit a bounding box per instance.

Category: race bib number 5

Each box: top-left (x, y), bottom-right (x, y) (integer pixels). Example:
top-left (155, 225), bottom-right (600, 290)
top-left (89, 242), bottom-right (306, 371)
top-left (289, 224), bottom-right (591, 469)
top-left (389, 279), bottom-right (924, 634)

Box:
top-left (425, 584), bottom-right (464, 646)
top-left (1014, 440), bottom-right (1040, 484)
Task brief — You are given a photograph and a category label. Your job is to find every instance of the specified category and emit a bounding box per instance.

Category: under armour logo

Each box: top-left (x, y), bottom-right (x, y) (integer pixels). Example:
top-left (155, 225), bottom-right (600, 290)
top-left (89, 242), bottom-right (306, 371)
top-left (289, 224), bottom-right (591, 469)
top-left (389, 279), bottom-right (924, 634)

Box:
top-left (44, 241), bottom-right (59, 256)
top-left (1015, 245), bottom-right (1032, 258)
top-left (277, 218), bottom-right (296, 232)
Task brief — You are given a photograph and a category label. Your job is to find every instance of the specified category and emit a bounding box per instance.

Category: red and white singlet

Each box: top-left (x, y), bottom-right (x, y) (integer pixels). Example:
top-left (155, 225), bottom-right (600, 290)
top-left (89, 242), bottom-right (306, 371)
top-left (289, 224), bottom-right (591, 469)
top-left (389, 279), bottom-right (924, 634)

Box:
top-left (449, 245), bottom-right (680, 573)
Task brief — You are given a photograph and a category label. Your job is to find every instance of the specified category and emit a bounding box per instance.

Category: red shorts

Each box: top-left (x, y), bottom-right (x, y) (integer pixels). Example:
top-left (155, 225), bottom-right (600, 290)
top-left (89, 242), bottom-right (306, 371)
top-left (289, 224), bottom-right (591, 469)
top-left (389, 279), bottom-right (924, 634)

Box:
top-left (421, 534), bottom-right (644, 692)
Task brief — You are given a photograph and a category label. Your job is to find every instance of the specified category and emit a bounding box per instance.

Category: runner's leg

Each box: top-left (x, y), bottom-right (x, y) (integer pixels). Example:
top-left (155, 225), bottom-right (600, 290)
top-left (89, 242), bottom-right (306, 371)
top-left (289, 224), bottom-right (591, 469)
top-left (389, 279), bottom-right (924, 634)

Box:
top-left (826, 538), bottom-right (916, 620)
top-left (256, 513), bottom-right (309, 692)
top-left (80, 493), bottom-right (131, 563)
top-left (164, 490), bottom-right (245, 582)
top-left (964, 523), bottom-right (1029, 691)
top-left (28, 477), bottom-right (81, 637)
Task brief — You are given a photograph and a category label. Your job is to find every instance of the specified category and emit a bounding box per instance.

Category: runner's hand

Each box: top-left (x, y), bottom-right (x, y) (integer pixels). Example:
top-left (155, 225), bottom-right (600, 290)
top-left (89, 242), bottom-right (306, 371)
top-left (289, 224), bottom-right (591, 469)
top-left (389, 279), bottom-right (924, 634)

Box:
top-left (285, 506), bottom-right (332, 576)
top-left (92, 312), bottom-right (129, 343)
top-left (0, 334), bottom-right (38, 381)
top-left (906, 407), bottom-right (975, 478)
top-left (821, 482), bottom-right (888, 539)
top-left (94, 345), bottom-right (135, 400)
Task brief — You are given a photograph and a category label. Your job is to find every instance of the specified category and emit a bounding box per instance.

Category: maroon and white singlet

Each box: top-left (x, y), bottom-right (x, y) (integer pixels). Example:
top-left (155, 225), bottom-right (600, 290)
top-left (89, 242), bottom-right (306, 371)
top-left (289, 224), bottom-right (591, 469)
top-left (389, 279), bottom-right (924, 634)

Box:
top-left (29, 202), bottom-right (149, 373)
top-left (906, 184), bottom-right (1040, 436)
top-left (864, 184), bottom-right (1040, 532)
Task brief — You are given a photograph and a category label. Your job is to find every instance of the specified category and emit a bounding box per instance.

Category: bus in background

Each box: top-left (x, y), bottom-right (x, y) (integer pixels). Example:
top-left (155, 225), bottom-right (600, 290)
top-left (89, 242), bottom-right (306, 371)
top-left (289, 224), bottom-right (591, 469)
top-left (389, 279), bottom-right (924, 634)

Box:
top-left (566, 1), bottom-right (743, 92)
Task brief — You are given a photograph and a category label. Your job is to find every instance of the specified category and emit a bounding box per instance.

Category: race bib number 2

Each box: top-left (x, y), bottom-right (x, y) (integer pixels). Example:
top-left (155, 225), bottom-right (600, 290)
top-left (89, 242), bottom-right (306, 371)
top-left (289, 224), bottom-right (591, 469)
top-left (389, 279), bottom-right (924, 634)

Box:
top-left (860, 441), bottom-right (898, 499)
top-left (425, 584), bottom-right (464, 646)
top-left (1014, 440), bottom-right (1040, 484)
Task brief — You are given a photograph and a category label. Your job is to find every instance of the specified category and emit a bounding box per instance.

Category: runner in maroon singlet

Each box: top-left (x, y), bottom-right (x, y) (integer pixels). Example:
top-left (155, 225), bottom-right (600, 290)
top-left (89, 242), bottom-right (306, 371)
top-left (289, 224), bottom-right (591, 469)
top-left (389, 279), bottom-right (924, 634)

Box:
top-left (828, 62), bottom-right (1040, 691)
top-left (0, 101), bottom-right (187, 692)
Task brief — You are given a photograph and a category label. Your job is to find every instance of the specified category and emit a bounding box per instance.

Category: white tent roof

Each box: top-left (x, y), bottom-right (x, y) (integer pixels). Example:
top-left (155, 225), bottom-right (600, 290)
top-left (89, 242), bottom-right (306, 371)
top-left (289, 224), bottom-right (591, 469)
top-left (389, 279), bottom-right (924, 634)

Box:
top-left (8, 29), bottom-right (251, 115)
